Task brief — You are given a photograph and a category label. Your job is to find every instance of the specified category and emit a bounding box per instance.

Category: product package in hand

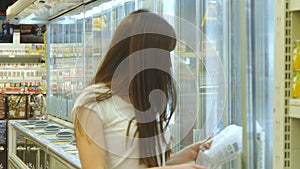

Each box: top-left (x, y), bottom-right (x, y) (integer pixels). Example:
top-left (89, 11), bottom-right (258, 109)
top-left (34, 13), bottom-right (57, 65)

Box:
top-left (196, 124), bottom-right (243, 169)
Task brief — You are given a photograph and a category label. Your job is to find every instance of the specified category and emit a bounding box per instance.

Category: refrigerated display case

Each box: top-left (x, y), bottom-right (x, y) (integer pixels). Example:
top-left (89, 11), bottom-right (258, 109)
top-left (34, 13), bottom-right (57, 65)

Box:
top-left (7, 119), bottom-right (80, 169)
top-left (47, 0), bottom-right (223, 143)
top-left (45, 0), bottom-right (275, 169)
top-left (47, 5), bottom-right (85, 121)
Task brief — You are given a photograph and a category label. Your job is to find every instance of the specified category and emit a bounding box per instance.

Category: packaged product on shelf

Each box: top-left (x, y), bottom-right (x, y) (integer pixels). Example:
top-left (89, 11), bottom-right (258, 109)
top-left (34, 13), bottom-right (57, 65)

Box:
top-left (292, 40), bottom-right (300, 69)
top-left (292, 72), bottom-right (300, 98)
top-left (0, 90), bottom-right (5, 119)
top-left (29, 93), bottom-right (46, 118)
top-left (8, 95), bottom-right (28, 119)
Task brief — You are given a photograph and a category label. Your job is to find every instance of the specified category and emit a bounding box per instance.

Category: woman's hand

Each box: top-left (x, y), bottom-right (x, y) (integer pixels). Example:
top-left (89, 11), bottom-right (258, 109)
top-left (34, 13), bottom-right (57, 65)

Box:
top-left (166, 136), bottom-right (213, 165)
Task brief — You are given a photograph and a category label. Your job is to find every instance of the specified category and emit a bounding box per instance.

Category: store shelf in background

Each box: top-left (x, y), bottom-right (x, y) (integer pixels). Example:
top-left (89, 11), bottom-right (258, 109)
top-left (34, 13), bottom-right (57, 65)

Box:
top-left (0, 92), bottom-right (5, 119)
top-left (290, 0), bottom-right (300, 11)
top-left (0, 54), bottom-right (42, 63)
top-left (289, 99), bottom-right (300, 118)
top-left (290, 118), bottom-right (300, 169)
top-left (291, 149), bottom-right (300, 169)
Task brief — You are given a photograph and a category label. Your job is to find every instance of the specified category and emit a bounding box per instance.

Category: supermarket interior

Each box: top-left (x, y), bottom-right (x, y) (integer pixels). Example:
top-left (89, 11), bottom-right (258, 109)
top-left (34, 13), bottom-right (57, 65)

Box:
top-left (0, 0), bottom-right (298, 169)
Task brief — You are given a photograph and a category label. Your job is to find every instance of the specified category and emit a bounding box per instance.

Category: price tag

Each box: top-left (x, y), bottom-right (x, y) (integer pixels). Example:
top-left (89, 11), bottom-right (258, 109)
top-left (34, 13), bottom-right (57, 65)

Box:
top-left (10, 111), bottom-right (15, 116)
top-left (19, 111), bottom-right (25, 117)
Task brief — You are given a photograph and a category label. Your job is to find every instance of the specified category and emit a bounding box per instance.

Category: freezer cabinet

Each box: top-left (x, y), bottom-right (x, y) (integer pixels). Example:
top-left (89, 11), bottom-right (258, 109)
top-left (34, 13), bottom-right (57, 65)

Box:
top-left (7, 120), bottom-right (81, 169)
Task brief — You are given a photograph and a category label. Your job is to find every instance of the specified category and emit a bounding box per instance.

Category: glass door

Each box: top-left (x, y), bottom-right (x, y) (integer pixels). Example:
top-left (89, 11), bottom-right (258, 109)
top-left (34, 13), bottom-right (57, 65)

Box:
top-left (48, 6), bottom-right (85, 121)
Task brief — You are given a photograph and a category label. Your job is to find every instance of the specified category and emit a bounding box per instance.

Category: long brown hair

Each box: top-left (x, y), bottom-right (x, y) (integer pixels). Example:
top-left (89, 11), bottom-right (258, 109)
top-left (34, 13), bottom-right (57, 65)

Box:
top-left (90, 9), bottom-right (177, 167)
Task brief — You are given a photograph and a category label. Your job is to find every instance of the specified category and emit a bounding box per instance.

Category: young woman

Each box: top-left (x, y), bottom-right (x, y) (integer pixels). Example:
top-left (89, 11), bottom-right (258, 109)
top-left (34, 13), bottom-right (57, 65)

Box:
top-left (72, 9), bottom-right (210, 169)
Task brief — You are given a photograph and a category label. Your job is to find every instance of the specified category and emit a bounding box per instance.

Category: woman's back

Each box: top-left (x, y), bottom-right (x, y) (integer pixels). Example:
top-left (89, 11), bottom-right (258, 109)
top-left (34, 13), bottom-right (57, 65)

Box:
top-left (72, 84), bottom-right (147, 169)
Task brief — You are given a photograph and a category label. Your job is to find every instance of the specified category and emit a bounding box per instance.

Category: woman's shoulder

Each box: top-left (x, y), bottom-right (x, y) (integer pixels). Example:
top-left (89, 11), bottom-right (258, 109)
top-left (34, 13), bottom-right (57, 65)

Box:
top-left (82, 83), bottom-right (109, 94)
top-left (73, 84), bottom-right (110, 109)
top-left (71, 83), bottom-right (111, 121)
top-left (75, 83), bottom-right (109, 103)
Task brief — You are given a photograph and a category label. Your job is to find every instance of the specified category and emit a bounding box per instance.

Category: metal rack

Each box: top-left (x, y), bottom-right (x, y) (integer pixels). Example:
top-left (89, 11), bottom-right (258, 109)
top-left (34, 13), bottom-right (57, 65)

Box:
top-left (274, 0), bottom-right (300, 168)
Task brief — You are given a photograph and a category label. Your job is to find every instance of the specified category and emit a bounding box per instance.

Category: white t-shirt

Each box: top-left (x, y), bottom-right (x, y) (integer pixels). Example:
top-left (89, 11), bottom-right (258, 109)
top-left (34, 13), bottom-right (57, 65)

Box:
top-left (72, 84), bottom-right (169, 169)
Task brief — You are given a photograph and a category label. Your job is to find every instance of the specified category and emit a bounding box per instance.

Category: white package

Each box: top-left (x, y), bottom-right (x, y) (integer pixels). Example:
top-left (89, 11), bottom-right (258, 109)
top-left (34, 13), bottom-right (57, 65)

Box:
top-left (196, 124), bottom-right (243, 169)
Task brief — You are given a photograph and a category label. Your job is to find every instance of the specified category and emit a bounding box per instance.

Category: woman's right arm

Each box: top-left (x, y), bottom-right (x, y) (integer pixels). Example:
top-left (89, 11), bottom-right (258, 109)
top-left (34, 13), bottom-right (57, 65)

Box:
top-left (74, 107), bottom-right (107, 169)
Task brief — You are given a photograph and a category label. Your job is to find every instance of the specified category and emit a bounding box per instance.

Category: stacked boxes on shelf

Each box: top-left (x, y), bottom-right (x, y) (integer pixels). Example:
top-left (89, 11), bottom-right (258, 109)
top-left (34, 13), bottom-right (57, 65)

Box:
top-left (292, 40), bottom-right (300, 98)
